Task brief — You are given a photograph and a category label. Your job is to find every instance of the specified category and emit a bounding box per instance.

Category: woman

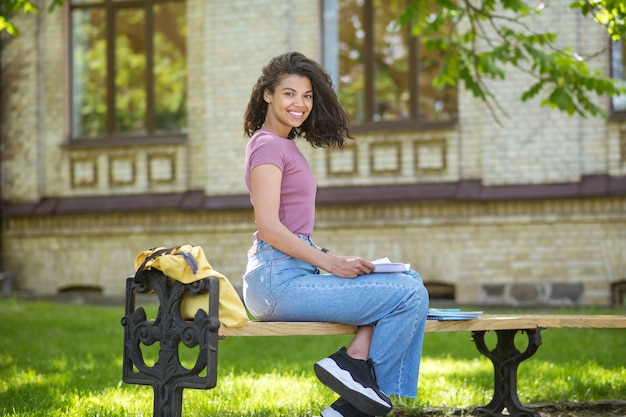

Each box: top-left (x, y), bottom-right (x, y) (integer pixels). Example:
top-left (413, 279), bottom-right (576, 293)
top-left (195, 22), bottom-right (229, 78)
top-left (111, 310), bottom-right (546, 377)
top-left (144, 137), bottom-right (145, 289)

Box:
top-left (242, 51), bottom-right (429, 417)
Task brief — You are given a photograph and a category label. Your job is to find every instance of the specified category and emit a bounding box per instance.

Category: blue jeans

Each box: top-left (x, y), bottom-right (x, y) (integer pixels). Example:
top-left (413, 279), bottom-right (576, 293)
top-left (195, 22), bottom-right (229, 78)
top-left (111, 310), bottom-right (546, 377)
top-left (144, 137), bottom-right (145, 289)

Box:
top-left (242, 235), bottom-right (429, 398)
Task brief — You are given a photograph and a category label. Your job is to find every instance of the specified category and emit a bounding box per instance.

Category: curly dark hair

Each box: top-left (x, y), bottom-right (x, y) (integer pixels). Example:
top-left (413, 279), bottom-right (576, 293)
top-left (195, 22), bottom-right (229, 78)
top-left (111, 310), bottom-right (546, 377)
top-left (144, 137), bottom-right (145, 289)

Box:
top-left (243, 51), bottom-right (353, 148)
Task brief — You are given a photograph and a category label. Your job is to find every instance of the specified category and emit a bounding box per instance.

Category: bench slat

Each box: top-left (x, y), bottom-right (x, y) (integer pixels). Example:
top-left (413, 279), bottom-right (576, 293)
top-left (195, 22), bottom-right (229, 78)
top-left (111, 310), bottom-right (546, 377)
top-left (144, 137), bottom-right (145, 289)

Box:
top-left (219, 321), bottom-right (356, 337)
top-left (534, 315), bottom-right (626, 329)
top-left (218, 315), bottom-right (626, 337)
top-left (427, 314), bottom-right (626, 332)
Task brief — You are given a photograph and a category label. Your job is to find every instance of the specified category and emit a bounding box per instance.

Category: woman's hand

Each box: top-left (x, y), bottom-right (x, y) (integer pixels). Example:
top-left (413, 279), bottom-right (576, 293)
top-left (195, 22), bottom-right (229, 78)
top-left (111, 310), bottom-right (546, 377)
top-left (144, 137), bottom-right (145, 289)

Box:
top-left (327, 256), bottom-right (375, 279)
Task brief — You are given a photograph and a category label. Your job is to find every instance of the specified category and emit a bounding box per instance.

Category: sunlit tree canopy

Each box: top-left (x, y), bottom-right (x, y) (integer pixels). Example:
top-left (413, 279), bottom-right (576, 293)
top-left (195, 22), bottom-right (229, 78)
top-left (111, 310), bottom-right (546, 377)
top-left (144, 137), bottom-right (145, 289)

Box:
top-left (399, 0), bottom-right (626, 119)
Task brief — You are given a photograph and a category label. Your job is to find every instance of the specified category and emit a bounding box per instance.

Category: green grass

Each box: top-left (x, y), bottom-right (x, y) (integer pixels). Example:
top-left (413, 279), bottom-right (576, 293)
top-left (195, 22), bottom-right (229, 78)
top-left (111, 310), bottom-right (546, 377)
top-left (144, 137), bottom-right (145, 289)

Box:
top-left (0, 299), bottom-right (624, 416)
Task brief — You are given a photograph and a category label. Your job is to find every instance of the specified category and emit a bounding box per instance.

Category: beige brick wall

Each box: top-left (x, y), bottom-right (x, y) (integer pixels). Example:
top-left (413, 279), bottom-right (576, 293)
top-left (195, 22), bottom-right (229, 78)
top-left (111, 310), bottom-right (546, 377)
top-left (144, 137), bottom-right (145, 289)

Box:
top-left (2, 197), bottom-right (624, 306)
top-left (1, 210), bottom-right (256, 296)
top-left (1, 12), bottom-right (41, 203)
top-left (1, 0), bottom-right (625, 306)
top-left (187, 0), bottom-right (210, 191)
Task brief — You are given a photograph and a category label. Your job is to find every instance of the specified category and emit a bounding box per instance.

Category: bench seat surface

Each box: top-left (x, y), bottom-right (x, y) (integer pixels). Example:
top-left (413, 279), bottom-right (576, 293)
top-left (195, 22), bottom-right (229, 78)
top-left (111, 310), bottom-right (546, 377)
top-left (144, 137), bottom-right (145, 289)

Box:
top-left (218, 315), bottom-right (626, 337)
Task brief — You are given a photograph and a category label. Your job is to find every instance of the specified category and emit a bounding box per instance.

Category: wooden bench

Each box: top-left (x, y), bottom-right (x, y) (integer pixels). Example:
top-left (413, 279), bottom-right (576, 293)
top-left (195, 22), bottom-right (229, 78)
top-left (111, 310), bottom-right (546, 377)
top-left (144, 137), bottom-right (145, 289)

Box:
top-left (121, 271), bottom-right (626, 417)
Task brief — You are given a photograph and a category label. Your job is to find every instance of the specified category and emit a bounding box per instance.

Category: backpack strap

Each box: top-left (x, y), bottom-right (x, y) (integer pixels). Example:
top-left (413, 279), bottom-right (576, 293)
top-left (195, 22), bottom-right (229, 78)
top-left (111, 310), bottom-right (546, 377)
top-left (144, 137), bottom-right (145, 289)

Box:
top-left (134, 247), bottom-right (177, 285)
top-left (171, 250), bottom-right (199, 274)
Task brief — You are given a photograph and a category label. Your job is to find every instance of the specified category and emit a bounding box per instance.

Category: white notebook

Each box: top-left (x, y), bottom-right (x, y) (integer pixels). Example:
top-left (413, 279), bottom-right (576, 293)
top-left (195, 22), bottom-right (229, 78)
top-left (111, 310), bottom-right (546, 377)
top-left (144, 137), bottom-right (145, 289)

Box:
top-left (371, 257), bottom-right (410, 273)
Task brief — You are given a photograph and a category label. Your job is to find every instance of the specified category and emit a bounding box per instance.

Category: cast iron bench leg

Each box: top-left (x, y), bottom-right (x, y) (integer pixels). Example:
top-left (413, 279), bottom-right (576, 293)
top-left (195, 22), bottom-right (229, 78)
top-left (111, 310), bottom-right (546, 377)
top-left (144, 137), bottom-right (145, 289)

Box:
top-left (471, 328), bottom-right (544, 417)
top-left (121, 272), bottom-right (221, 417)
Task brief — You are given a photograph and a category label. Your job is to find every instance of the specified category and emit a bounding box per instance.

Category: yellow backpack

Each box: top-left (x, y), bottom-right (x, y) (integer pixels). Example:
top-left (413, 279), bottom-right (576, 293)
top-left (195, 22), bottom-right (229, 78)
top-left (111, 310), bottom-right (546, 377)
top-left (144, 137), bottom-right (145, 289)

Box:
top-left (134, 244), bottom-right (248, 328)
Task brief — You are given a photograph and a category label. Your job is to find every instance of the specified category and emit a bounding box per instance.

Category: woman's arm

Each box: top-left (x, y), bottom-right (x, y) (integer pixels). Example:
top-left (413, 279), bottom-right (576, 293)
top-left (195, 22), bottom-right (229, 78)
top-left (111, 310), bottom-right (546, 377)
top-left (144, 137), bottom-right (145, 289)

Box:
top-left (250, 164), bottom-right (374, 278)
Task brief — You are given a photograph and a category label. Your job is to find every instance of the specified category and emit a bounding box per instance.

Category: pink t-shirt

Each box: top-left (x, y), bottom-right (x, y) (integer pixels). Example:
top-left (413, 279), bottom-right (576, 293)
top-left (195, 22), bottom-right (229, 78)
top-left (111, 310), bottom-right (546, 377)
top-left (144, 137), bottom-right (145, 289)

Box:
top-left (245, 130), bottom-right (316, 237)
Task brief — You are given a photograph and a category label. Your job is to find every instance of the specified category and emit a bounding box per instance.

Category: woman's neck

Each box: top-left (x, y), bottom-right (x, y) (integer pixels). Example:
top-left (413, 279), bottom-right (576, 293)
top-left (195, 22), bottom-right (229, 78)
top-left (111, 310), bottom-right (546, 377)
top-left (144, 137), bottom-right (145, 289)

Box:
top-left (260, 124), bottom-right (291, 139)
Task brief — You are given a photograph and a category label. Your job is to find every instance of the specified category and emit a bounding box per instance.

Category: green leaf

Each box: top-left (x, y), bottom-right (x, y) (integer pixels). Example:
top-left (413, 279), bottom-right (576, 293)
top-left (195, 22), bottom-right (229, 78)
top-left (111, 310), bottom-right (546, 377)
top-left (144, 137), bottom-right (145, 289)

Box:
top-left (521, 81), bottom-right (545, 101)
top-left (459, 64), bottom-right (486, 99)
top-left (501, 0), bottom-right (533, 15)
top-left (0, 17), bottom-right (19, 36)
top-left (545, 87), bottom-right (577, 115)
top-left (48, 0), bottom-right (65, 13)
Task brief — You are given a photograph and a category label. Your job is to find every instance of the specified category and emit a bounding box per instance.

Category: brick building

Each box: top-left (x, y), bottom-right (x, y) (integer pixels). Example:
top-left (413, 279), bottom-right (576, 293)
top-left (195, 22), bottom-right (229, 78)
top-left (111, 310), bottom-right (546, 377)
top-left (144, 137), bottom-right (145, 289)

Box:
top-left (1, 0), bottom-right (625, 306)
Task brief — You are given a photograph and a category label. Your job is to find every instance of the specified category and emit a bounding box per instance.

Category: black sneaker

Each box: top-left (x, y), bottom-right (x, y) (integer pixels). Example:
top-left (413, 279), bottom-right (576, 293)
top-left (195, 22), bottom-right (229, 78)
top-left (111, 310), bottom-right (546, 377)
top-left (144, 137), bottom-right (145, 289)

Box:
top-left (320, 398), bottom-right (374, 417)
top-left (314, 347), bottom-right (392, 416)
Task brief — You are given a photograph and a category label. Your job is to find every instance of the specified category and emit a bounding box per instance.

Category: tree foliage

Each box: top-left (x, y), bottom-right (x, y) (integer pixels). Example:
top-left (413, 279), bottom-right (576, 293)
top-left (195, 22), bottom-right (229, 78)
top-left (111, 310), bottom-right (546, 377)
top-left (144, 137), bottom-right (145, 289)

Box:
top-left (0, 0), bottom-right (63, 36)
top-left (399, 0), bottom-right (626, 119)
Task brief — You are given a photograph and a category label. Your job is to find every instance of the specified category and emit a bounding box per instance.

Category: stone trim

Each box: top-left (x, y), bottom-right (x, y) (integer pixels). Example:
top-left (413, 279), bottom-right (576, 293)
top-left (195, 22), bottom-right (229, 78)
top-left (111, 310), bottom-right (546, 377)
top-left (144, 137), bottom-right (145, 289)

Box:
top-left (1, 174), bottom-right (625, 217)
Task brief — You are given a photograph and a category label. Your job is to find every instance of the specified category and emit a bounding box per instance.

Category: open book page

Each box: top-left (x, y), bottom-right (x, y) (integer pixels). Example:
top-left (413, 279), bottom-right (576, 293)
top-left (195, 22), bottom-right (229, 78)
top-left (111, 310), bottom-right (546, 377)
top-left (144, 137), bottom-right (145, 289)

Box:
top-left (371, 257), bottom-right (410, 273)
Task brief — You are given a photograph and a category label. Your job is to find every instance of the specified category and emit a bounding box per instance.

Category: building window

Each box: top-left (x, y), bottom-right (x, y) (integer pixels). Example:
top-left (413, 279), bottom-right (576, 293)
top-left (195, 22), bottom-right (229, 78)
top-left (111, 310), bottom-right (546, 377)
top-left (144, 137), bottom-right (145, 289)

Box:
top-left (322, 0), bottom-right (457, 129)
top-left (611, 40), bottom-right (626, 113)
top-left (70, 0), bottom-right (187, 141)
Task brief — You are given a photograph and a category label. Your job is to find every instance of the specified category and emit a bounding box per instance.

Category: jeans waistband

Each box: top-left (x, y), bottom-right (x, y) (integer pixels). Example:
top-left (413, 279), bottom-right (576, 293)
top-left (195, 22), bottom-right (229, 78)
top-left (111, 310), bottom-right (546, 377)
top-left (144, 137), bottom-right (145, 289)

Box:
top-left (295, 234), bottom-right (313, 244)
top-left (254, 233), bottom-right (314, 247)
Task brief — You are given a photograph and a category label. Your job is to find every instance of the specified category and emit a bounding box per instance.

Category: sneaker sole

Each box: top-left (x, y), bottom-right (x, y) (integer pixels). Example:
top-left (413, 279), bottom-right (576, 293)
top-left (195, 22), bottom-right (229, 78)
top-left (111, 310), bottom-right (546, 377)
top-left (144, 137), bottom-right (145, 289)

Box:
top-left (314, 358), bottom-right (392, 416)
top-left (319, 407), bottom-right (343, 417)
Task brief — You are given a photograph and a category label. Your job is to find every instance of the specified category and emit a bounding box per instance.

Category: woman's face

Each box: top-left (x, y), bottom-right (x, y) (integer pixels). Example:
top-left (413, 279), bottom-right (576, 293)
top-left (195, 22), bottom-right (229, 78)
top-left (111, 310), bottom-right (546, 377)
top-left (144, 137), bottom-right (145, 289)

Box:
top-left (263, 74), bottom-right (313, 137)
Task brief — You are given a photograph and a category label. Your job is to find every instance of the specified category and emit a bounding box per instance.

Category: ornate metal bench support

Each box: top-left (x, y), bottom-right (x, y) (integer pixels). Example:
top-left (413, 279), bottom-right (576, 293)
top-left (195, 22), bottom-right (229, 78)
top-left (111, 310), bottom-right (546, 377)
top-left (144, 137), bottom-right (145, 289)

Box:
top-left (120, 270), bottom-right (221, 417)
top-left (471, 328), bottom-right (544, 417)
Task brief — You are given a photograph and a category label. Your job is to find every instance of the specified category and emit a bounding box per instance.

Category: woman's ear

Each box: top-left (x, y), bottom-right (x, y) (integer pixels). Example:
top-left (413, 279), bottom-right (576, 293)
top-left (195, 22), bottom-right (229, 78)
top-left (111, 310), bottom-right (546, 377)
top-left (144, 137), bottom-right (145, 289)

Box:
top-left (263, 89), bottom-right (271, 104)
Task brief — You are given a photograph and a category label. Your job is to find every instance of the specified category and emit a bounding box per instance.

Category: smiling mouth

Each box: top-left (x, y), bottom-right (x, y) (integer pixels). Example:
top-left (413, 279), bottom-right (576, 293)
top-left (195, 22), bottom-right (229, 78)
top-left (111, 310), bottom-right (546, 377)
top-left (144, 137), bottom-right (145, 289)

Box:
top-left (288, 111), bottom-right (305, 118)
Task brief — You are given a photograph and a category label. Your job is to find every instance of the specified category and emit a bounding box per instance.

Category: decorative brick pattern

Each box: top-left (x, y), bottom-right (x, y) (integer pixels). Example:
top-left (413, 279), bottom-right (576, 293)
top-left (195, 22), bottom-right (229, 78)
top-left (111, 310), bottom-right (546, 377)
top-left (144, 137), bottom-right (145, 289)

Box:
top-left (71, 158), bottom-right (99, 188)
top-left (415, 139), bottom-right (447, 173)
top-left (109, 157), bottom-right (136, 186)
top-left (148, 154), bottom-right (176, 184)
top-left (370, 142), bottom-right (402, 175)
top-left (326, 145), bottom-right (357, 177)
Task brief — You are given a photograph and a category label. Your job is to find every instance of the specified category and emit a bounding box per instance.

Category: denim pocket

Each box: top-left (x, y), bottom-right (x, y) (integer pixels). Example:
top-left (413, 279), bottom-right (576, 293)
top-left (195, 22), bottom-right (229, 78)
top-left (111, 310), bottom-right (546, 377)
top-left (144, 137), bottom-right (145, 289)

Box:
top-left (242, 238), bottom-right (315, 320)
top-left (243, 262), bottom-right (277, 320)
top-left (243, 242), bottom-right (283, 320)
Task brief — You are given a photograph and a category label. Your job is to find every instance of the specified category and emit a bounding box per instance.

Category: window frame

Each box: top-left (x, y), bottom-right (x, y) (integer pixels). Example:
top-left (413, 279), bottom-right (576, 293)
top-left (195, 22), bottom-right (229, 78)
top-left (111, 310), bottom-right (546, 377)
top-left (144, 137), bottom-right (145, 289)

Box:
top-left (68, 0), bottom-right (187, 145)
top-left (321, 0), bottom-right (457, 132)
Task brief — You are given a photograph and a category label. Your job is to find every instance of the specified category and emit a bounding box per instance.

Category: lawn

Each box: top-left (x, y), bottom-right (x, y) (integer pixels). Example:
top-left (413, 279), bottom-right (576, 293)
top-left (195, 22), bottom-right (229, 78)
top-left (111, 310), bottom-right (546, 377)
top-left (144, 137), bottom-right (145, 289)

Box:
top-left (0, 299), bottom-right (624, 416)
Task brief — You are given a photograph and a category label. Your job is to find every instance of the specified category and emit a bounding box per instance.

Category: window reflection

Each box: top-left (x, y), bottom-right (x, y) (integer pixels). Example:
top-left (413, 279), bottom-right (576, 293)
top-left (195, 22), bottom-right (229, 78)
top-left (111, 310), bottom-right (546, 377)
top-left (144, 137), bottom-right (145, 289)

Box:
top-left (70, 0), bottom-right (187, 140)
top-left (71, 8), bottom-right (106, 138)
top-left (337, 0), bottom-right (365, 123)
top-left (611, 40), bottom-right (626, 112)
top-left (418, 22), bottom-right (457, 121)
top-left (324, 0), bottom-right (457, 126)
top-left (154, 2), bottom-right (187, 133)
top-left (373, 0), bottom-right (410, 122)
top-left (115, 8), bottom-right (147, 135)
